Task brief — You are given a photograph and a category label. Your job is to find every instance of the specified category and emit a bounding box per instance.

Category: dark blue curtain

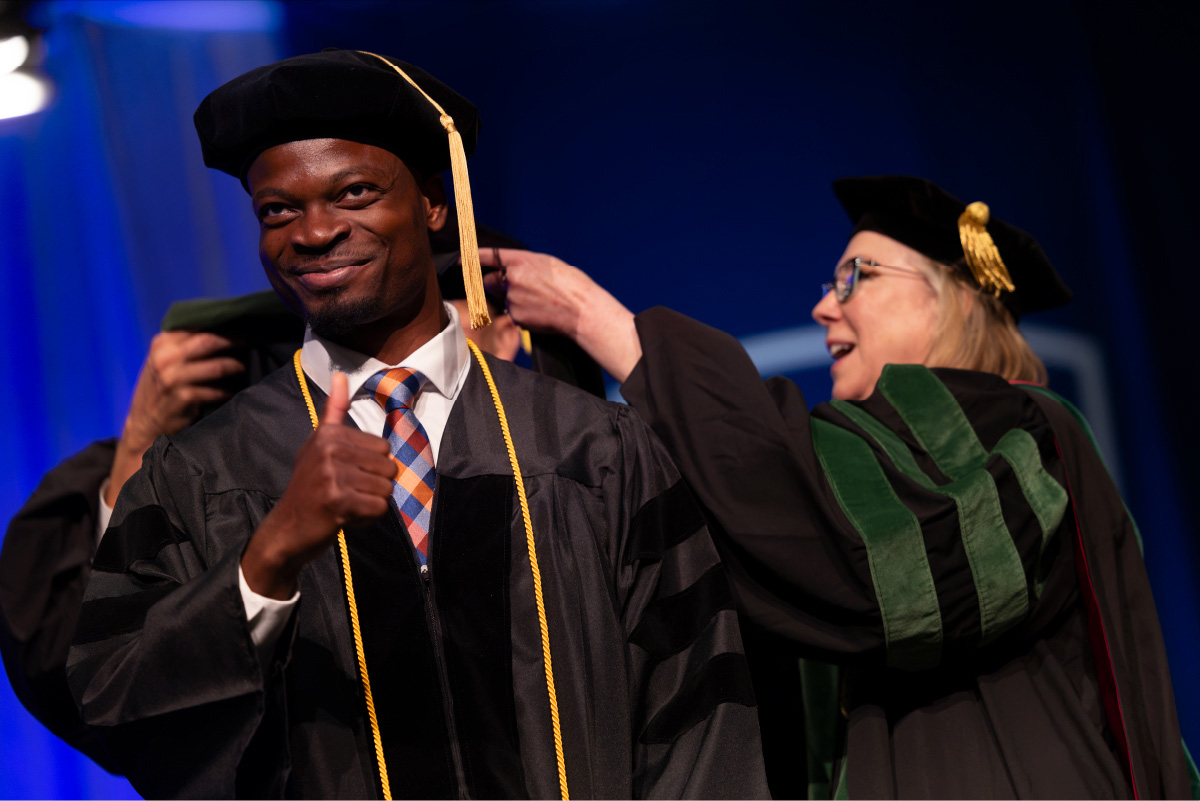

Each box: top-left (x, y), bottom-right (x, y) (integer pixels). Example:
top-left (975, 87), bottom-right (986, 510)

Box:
top-left (1, 1), bottom-right (1196, 797)
top-left (0, 2), bottom-right (279, 796)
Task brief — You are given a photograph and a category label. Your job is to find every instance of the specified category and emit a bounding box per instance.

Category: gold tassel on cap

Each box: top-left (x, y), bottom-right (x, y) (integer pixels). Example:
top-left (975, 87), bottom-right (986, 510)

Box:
top-left (957, 201), bottom-right (1015, 297)
top-left (359, 51), bottom-right (492, 329)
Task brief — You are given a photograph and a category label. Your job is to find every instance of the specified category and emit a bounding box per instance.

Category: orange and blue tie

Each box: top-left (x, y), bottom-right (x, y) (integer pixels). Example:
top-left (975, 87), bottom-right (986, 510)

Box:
top-left (363, 367), bottom-right (435, 565)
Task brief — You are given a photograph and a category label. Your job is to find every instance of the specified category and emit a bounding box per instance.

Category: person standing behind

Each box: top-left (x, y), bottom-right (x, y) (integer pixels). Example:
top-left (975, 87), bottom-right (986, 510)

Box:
top-left (483, 175), bottom-right (1196, 798)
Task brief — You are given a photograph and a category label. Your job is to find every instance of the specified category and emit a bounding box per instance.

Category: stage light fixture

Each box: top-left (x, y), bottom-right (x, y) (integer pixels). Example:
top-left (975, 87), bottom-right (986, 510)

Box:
top-left (0, 1), bottom-right (51, 121)
top-left (0, 70), bottom-right (48, 120)
top-left (0, 33), bottom-right (29, 74)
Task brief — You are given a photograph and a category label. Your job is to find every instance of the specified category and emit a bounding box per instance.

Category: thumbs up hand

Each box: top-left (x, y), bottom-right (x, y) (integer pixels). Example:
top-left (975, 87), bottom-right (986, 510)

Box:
top-left (242, 372), bottom-right (397, 599)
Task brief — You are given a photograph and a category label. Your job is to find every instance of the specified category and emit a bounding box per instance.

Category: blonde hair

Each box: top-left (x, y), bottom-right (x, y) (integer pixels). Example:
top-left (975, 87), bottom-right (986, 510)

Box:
top-left (922, 260), bottom-right (1048, 384)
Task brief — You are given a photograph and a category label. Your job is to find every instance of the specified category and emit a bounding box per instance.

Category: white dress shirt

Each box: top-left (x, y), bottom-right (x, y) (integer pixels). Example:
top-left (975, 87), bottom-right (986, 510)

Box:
top-left (99, 302), bottom-right (471, 664)
top-left (296, 301), bottom-right (471, 465)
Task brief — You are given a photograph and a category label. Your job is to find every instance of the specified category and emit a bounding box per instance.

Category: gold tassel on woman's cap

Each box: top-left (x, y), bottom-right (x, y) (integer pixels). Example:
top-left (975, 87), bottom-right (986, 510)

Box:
top-left (958, 201), bottom-right (1016, 297)
top-left (359, 51), bottom-right (492, 329)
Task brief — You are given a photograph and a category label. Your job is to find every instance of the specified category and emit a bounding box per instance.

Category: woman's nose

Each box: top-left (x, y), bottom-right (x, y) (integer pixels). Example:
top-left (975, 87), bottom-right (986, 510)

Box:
top-left (812, 288), bottom-right (841, 325)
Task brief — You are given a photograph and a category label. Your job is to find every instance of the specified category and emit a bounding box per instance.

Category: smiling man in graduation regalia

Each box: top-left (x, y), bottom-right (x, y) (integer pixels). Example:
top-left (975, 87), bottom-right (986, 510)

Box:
top-left (64, 50), bottom-right (768, 799)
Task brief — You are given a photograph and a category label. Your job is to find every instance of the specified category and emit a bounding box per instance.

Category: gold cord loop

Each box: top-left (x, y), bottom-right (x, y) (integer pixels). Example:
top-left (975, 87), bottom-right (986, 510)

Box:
top-left (957, 200), bottom-right (1015, 297)
top-left (293, 351), bottom-right (392, 799)
top-left (357, 51), bottom-right (491, 329)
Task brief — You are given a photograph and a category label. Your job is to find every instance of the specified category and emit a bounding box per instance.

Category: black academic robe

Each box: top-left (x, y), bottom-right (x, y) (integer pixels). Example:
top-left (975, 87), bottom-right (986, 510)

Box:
top-left (1, 440), bottom-right (119, 772)
top-left (66, 351), bottom-right (769, 799)
top-left (621, 307), bottom-right (1191, 799)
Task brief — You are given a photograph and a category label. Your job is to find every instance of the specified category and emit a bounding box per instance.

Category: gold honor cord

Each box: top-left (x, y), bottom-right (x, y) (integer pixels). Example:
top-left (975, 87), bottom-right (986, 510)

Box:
top-left (292, 346), bottom-right (569, 800)
top-left (357, 50), bottom-right (492, 330)
top-left (292, 350), bottom-right (393, 799)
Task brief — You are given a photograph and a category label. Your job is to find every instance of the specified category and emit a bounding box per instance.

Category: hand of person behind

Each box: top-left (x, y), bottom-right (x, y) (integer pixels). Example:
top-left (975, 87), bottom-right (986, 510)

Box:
top-left (480, 248), bottom-right (593, 338)
top-left (104, 331), bottom-right (246, 507)
top-left (240, 373), bottom-right (396, 599)
top-left (480, 248), bottom-right (642, 382)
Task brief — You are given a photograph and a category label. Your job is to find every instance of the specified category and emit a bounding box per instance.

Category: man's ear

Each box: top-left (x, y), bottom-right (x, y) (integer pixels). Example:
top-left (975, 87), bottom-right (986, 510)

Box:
top-left (490, 313), bottom-right (522, 363)
top-left (421, 173), bottom-right (448, 232)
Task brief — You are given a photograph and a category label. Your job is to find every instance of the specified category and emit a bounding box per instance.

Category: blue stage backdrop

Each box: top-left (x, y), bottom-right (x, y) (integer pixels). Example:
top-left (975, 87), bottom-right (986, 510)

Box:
top-left (0, 1), bottom-right (1196, 797)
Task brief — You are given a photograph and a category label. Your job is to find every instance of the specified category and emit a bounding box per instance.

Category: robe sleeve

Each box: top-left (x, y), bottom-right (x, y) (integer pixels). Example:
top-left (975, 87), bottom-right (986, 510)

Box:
top-left (66, 436), bottom-right (293, 799)
top-left (611, 404), bottom-right (770, 799)
top-left (621, 307), bottom-right (1079, 671)
top-left (0, 439), bottom-right (120, 772)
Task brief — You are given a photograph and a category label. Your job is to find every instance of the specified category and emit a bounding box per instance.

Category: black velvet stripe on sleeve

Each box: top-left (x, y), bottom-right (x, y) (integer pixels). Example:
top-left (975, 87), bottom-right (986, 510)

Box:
top-left (91, 506), bottom-right (187, 574)
top-left (985, 456), bottom-right (1045, 593)
top-left (639, 652), bottom-right (757, 745)
top-left (624, 480), bottom-right (706, 566)
top-left (629, 565), bottom-right (734, 660)
top-left (73, 585), bottom-right (177, 645)
top-left (885, 476), bottom-right (982, 648)
top-left (833, 395), bottom-right (951, 486)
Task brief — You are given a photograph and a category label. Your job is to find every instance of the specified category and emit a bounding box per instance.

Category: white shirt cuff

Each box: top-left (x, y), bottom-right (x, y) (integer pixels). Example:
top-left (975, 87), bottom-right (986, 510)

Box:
top-left (96, 480), bottom-right (114, 544)
top-left (238, 565), bottom-right (300, 663)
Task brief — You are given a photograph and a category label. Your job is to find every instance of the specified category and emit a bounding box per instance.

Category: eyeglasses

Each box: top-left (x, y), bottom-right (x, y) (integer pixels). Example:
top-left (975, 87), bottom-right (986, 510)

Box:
top-left (820, 257), bottom-right (926, 303)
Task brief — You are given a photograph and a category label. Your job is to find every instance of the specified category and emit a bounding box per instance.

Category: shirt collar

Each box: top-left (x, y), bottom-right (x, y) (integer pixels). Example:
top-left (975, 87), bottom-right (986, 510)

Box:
top-left (300, 301), bottom-right (471, 403)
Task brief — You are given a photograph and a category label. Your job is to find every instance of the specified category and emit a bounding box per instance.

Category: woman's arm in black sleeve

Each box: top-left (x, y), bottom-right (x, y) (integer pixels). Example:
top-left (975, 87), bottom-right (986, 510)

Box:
top-left (622, 308), bottom-right (1082, 671)
top-left (621, 307), bottom-right (886, 663)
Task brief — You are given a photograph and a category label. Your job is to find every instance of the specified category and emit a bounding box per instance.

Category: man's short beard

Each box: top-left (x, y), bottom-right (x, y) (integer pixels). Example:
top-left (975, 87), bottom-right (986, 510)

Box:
top-left (303, 289), bottom-right (381, 340)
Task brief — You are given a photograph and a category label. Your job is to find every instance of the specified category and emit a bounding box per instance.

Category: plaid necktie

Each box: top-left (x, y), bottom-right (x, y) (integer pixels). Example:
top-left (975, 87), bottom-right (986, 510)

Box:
top-left (362, 367), bottom-right (435, 565)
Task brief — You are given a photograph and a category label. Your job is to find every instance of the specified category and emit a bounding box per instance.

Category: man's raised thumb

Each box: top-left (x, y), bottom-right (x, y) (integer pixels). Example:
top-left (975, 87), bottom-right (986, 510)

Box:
top-left (321, 372), bottom-right (350, 426)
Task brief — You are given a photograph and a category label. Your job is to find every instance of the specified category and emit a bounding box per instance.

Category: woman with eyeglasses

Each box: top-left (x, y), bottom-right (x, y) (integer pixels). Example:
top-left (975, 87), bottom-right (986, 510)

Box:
top-left (481, 175), bottom-right (1195, 799)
